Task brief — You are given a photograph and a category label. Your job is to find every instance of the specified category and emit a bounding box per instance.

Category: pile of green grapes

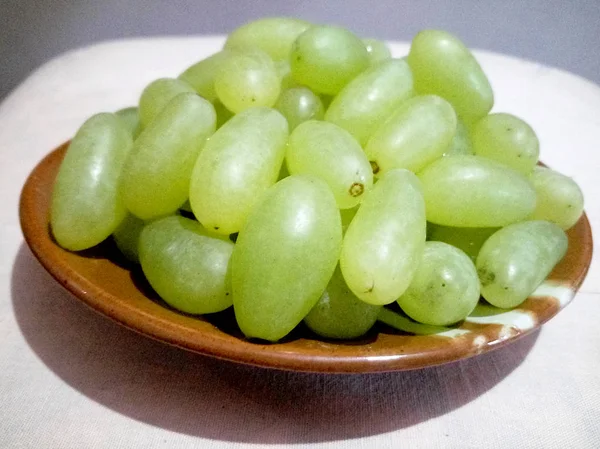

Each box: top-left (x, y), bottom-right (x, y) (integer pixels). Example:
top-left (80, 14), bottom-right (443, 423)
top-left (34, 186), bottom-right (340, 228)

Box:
top-left (50, 18), bottom-right (585, 342)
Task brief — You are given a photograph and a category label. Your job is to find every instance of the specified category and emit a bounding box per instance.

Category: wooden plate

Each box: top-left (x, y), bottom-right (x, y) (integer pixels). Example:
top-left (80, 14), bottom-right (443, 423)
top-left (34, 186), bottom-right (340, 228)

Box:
top-left (19, 144), bottom-right (593, 373)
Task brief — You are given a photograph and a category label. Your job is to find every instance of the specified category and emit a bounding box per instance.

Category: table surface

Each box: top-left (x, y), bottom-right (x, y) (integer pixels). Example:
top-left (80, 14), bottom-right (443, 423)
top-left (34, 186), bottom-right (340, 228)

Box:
top-left (1, 36), bottom-right (599, 449)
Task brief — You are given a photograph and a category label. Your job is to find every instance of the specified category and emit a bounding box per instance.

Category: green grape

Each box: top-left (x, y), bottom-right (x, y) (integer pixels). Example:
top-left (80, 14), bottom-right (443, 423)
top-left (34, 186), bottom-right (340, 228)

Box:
top-left (290, 25), bottom-right (369, 95)
top-left (304, 265), bottom-right (382, 339)
top-left (363, 38), bottom-right (392, 65)
top-left (407, 29), bottom-right (493, 124)
top-left (178, 51), bottom-right (232, 103)
top-left (51, 113), bottom-right (132, 251)
top-left (122, 93), bottom-right (216, 220)
top-left (365, 95), bottom-right (457, 175)
top-left (325, 58), bottom-right (414, 145)
top-left (138, 78), bottom-right (195, 128)
top-left (112, 213), bottom-right (145, 263)
top-left (275, 60), bottom-right (298, 91)
top-left (427, 223), bottom-right (497, 262)
top-left (419, 155), bottom-right (536, 227)
top-left (377, 308), bottom-right (455, 335)
top-left (397, 241), bottom-right (480, 326)
top-left (115, 107), bottom-right (141, 139)
top-left (529, 166), bottom-right (585, 230)
top-left (340, 205), bottom-right (358, 234)
top-left (471, 113), bottom-right (539, 174)
top-left (213, 100), bottom-right (234, 128)
top-left (190, 107), bottom-right (288, 235)
top-left (286, 120), bottom-right (372, 208)
top-left (214, 48), bottom-right (281, 113)
top-left (225, 17), bottom-right (311, 61)
top-left (341, 169), bottom-right (426, 305)
top-left (232, 175), bottom-right (342, 341)
top-left (444, 119), bottom-right (473, 156)
top-left (275, 86), bottom-right (325, 130)
top-left (139, 216), bottom-right (234, 314)
top-left (476, 220), bottom-right (568, 308)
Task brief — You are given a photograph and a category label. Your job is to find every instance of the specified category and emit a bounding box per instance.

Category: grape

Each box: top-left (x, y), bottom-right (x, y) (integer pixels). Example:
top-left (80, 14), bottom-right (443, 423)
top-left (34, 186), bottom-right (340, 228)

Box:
top-left (325, 58), bottom-right (414, 145)
top-left (112, 213), bottom-right (145, 263)
top-left (377, 308), bottom-right (457, 335)
top-left (419, 155), bottom-right (536, 227)
top-left (122, 93), bottom-right (216, 220)
top-left (304, 265), bottom-right (381, 339)
top-left (232, 175), bottom-right (342, 341)
top-left (139, 216), bottom-right (234, 314)
top-left (341, 169), bottom-right (426, 305)
top-left (179, 51), bottom-right (232, 103)
top-left (407, 30), bottom-right (493, 123)
top-left (476, 220), bottom-right (568, 308)
top-left (138, 78), bottom-right (195, 128)
top-left (214, 48), bottom-right (281, 113)
top-left (115, 107), bottom-right (141, 139)
top-left (365, 95), bottom-right (456, 175)
top-left (286, 120), bottom-right (373, 208)
top-left (471, 113), bottom-right (539, 174)
top-left (427, 223), bottom-right (497, 262)
top-left (225, 17), bottom-right (311, 61)
top-left (397, 241), bottom-right (480, 325)
top-left (529, 166), bottom-right (584, 230)
top-left (290, 25), bottom-right (369, 95)
top-left (363, 38), bottom-right (392, 65)
top-left (51, 113), bottom-right (132, 251)
top-left (189, 107), bottom-right (288, 235)
top-left (275, 86), bottom-right (325, 130)
top-left (444, 119), bottom-right (473, 156)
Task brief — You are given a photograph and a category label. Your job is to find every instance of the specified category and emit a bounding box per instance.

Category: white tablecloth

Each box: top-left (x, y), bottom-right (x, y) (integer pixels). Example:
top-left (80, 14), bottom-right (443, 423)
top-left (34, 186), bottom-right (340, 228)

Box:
top-left (1, 37), bottom-right (598, 449)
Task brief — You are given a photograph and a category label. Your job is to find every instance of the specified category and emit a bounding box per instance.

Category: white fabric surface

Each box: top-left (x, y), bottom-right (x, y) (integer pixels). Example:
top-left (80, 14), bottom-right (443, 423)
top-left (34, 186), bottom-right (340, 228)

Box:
top-left (1, 37), bottom-right (599, 449)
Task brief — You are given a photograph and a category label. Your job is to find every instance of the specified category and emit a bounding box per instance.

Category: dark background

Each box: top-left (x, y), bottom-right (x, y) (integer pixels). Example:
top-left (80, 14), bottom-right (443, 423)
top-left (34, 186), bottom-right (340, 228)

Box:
top-left (1, 0), bottom-right (599, 100)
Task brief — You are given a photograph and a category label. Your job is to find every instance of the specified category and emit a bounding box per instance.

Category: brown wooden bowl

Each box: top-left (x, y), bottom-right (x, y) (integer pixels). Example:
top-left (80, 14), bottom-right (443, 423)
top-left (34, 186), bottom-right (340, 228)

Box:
top-left (19, 143), bottom-right (593, 373)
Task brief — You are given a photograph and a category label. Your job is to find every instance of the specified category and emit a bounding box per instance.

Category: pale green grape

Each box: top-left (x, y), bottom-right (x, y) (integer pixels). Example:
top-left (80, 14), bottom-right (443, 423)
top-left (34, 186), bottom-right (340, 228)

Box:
top-left (407, 30), bottom-right (493, 123)
top-left (122, 93), bottom-right (216, 220)
top-left (190, 107), bottom-right (288, 235)
top-left (139, 216), bottom-right (234, 314)
top-left (138, 78), bottom-right (195, 128)
top-left (112, 213), bottom-right (145, 263)
top-left (397, 241), bottom-right (480, 325)
top-left (377, 308), bottom-right (454, 335)
top-left (427, 223), bottom-right (497, 262)
top-left (290, 25), bottom-right (369, 95)
top-left (115, 107), bottom-right (141, 139)
top-left (477, 220), bottom-right (568, 308)
top-left (225, 17), bottom-right (311, 61)
top-left (529, 166), bottom-right (584, 230)
top-left (51, 113), bottom-right (132, 251)
top-left (341, 169), bottom-right (426, 305)
top-left (363, 38), bottom-right (392, 65)
top-left (304, 265), bottom-right (381, 339)
top-left (419, 155), bottom-right (536, 227)
top-left (325, 58), bottom-right (414, 145)
top-left (214, 48), bottom-right (281, 113)
top-left (275, 86), bottom-right (325, 130)
top-left (471, 113), bottom-right (539, 174)
top-left (444, 119), bottom-right (473, 156)
top-left (365, 95), bottom-right (456, 175)
top-left (232, 175), bottom-right (342, 341)
top-left (178, 51), bottom-right (232, 103)
top-left (286, 120), bottom-right (373, 208)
